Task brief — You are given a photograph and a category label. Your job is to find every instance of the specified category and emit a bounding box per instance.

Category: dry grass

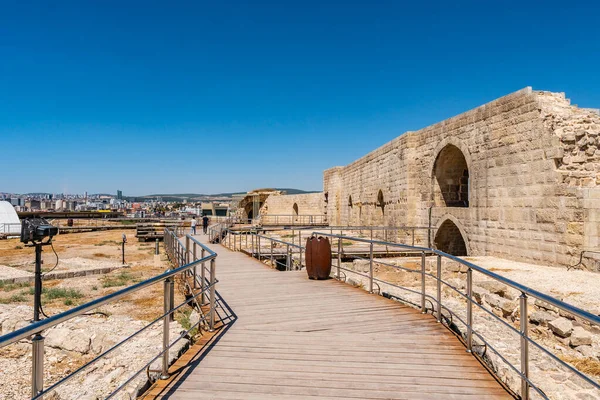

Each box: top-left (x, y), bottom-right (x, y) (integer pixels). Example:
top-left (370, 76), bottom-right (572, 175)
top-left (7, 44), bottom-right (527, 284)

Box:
top-left (487, 267), bottom-right (514, 272)
top-left (560, 356), bottom-right (600, 377)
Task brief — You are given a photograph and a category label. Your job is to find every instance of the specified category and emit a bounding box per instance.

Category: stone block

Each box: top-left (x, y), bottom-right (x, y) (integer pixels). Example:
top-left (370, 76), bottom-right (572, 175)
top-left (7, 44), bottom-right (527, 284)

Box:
top-left (530, 310), bottom-right (556, 326)
top-left (477, 280), bottom-right (508, 297)
top-left (549, 317), bottom-right (573, 338)
top-left (570, 326), bottom-right (593, 347)
top-left (485, 293), bottom-right (517, 317)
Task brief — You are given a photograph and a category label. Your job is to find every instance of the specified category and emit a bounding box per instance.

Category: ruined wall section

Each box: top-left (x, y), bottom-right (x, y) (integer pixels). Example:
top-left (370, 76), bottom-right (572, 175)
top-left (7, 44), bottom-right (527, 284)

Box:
top-left (324, 88), bottom-right (600, 268)
top-left (260, 193), bottom-right (325, 217)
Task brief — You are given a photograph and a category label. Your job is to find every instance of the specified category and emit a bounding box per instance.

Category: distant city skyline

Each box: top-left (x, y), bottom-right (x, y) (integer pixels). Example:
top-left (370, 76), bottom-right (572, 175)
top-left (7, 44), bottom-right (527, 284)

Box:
top-left (2, 1), bottom-right (599, 194)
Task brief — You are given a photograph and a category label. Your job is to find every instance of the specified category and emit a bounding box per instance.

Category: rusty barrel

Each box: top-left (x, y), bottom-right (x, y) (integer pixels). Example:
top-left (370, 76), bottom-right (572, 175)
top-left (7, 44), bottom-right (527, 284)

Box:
top-left (305, 236), bottom-right (332, 280)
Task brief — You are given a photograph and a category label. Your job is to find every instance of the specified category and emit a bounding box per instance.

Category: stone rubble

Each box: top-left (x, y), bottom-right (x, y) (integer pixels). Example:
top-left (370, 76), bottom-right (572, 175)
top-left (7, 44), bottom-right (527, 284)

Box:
top-left (0, 304), bottom-right (189, 399)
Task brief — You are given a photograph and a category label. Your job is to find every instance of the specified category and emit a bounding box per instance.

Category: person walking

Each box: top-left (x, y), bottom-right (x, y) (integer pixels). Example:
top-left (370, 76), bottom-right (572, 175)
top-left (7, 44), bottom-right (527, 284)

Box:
top-left (202, 214), bottom-right (209, 234)
top-left (190, 216), bottom-right (197, 235)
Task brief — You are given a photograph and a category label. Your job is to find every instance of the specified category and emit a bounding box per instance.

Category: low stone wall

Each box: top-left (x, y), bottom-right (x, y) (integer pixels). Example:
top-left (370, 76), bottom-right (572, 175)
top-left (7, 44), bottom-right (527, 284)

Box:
top-left (260, 193), bottom-right (325, 217)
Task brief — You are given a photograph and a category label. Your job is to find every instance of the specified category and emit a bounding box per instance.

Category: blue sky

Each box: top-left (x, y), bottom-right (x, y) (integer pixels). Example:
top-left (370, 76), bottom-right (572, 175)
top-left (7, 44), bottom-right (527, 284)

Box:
top-left (1, 1), bottom-right (599, 195)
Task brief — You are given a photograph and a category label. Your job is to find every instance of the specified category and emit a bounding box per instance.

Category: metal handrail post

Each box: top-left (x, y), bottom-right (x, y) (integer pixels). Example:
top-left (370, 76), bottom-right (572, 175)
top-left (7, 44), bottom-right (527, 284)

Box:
top-left (185, 236), bottom-right (191, 264)
top-left (437, 255), bottom-right (442, 323)
top-left (466, 268), bottom-right (473, 352)
top-left (337, 237), bottom-right (342, 279)
top-left (270, 240), bottom-right (274, 267)
top-left (251, 233), bottom-right (255, 257)
top-left (209, 259), bottom-right (216, 332)
top-left (299, 241), bottom-right (303, 269)
top-left (161, 277), bottom-right (172, 379)
top-left (286, 244), bottom-right (290, 271)
top-left (421, 251), bottom-right (426, 313)
top-left (258, 236), bottom-right (261, 260)
top-left (32, 333), bottom-right (44, 397)
top-left (201, 248), bottom-right (206, 304)
top-left (192, 241), bottom-right (198, 289)
top-left (520, 293), bottom-right (530, 400)
top-left (369, 242), bottom-right (374, 293)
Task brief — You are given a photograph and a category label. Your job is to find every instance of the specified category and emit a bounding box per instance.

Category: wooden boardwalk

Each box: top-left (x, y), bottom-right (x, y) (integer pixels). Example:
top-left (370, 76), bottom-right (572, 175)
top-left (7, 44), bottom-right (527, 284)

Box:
top-left (154, 235), bottom-right (511, 399)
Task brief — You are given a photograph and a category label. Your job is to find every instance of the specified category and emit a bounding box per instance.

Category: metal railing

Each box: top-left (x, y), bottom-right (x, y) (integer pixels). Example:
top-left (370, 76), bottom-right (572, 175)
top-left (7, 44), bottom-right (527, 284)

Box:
top-left (259, 214), bottom-right (328, 226)
top-left (0, 222), bottom-right (21, 234)
top-left (0, 228), bottom-right (218, 399)
top-left (212, 223), bottom-right (600, 400)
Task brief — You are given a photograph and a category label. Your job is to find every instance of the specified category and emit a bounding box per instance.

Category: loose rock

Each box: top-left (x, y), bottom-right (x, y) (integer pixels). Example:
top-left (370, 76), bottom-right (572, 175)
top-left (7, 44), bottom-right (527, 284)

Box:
top-left (549, 317), bottom-right (573, 338)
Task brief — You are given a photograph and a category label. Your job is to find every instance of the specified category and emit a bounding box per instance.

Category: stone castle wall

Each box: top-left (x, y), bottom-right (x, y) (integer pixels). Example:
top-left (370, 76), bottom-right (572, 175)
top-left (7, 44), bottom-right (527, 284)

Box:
top-left (323, 88), bottom-right (600, 269)
top-left (260, 193), bottom-right (325, 217)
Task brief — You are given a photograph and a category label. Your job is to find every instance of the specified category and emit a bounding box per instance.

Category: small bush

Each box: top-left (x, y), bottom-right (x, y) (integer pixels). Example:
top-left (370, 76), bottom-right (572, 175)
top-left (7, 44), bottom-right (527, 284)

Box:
top-left (0, 281), bottom-right (31, 292)
top-left (0, 294), bottom-right (27, 304)
top-left (64, 299), bottom-right (73, 306)
top-left (101, 271), bottom-right (134, 288)
top-left (91, 285), bottom-right (98, 291)
top-left (43, 288), bottom-right (84, 300)
top-left (14, 245), bottom-right (23, 250)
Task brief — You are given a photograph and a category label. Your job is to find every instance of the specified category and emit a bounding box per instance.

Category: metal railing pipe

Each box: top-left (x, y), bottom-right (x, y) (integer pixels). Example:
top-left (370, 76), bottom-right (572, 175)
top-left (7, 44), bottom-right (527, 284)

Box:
top-left (466, 267), bottom-right (473, 353)
top-left (437, 255), bottom-right (442, 323)
top-left (160, 277), bottom-right (172, 379)
top-left (421, 251), bottom-right (426, 314)
top-left (209, 258), bottom-right (216, 332)
top-left (369, 242), bottom-right (374, 294)
top-left (520, 293), bottom-right (530, 400)
top-left (31, 334), bottom-right (44, 397)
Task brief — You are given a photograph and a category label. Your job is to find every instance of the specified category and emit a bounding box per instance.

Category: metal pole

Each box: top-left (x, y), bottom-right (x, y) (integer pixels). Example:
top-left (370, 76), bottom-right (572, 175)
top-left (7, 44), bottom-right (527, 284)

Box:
top-left (161, 277), bottom-right (172, 379)
top-left (421, 251), bottom-right (426, 313)
top-left (258, 236), bottom-right (261, 261)
top-left (412, 229), bottom-right (415, 246)
top-left (437, 255), bottom-right (442, 323)
top-left (286, 244), bottom-right (290, 271)
top-left (201, 248), bottom-right (206, 304)
top-left (34, 244), bottom-right (42, 322)
top-left (185, 236), bottom-right (190, 264)
top-left (369, 242), bottom-right (374, 293)
top-left (337, 236), bottom-right (342, 279)
top-left (466, 268), bottom-right (473, 352)
top-left (209, 259), bottom-right (216, 332)
top-left (193, 241), bottom-right (198, 289)
top-left (155, 238), bottom-right (160, 255)
top-left (520, 293), bottom-right (530, 400)
top-left (31, 334), bottom-right (44, 397)
top-left (299, 240), bottom-right (303, 269)
top-left (251, 233), bottom-right (255, 258)
top-left (270, 239), bottom-right (274, 267)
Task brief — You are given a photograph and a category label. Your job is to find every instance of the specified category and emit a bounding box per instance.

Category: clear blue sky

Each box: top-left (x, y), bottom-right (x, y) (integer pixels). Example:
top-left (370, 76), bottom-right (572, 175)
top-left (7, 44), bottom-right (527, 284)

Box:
top-left (1, 1), bottom-right (599, 195)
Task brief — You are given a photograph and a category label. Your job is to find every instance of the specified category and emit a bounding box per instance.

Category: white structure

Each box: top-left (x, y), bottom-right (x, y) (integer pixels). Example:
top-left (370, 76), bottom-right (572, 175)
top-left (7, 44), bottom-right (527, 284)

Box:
top-left (0, 201), bottom-right (21, 235)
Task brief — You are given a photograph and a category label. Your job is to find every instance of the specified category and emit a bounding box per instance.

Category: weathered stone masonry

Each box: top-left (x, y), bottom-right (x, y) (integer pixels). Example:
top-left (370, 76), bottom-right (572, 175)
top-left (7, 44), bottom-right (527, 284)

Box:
top-left (323, 87), bottom-right (600, 269)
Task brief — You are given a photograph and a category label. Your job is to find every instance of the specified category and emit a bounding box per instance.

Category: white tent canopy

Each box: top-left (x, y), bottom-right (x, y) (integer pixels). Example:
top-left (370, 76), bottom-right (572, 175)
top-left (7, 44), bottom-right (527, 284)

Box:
top-left (0, 201), bottom-right (21, 234)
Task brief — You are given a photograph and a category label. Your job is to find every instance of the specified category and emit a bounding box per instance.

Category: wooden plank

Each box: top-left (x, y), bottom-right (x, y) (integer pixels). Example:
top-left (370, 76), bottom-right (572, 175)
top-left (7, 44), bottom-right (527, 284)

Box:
top-left (145, 234), bottom-right (511, 399)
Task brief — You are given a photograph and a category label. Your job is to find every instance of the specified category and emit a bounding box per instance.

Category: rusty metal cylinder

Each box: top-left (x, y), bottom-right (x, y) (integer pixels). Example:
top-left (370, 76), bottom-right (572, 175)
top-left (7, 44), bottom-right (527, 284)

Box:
top-left (305, 236), bottom-right (332, 280)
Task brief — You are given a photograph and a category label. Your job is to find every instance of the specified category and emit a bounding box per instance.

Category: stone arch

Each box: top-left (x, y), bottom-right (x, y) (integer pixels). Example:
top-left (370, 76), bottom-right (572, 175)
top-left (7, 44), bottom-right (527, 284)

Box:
top-left (244, 203), bottom-right (254, 221)
top-left (431, 143), bottom-right (470, 207)
top-left (348, 195), bottom-right (353, 207)
top-left (434, 216), bottom-right (469, 256)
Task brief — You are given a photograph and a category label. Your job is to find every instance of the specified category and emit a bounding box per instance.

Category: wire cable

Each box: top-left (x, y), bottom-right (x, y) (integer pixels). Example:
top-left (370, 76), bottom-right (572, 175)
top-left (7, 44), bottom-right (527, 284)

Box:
top-left (41, 240), bottom-right (59, 277)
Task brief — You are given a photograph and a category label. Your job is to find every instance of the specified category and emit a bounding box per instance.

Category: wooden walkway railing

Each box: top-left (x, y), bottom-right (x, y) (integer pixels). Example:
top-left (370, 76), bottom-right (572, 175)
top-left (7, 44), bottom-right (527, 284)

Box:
top-left (148, 234), bottom-right (512, 399)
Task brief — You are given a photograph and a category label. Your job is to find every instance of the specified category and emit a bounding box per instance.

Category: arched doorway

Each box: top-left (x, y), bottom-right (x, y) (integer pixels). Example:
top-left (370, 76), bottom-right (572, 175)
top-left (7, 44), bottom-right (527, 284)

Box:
top-left (347, 196), bottom-right (353, 226)
top-left (293, 203), bottom-right (299, 222)
top-left (432, 144), bottom-right (469, 207)
top-left (434, 219), bottom-right (468, 256)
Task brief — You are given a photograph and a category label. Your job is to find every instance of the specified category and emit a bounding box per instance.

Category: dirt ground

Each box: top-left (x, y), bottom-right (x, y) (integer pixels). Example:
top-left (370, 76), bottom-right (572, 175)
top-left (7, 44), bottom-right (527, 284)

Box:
top-left (0, 230), bottom-right (185, 321)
